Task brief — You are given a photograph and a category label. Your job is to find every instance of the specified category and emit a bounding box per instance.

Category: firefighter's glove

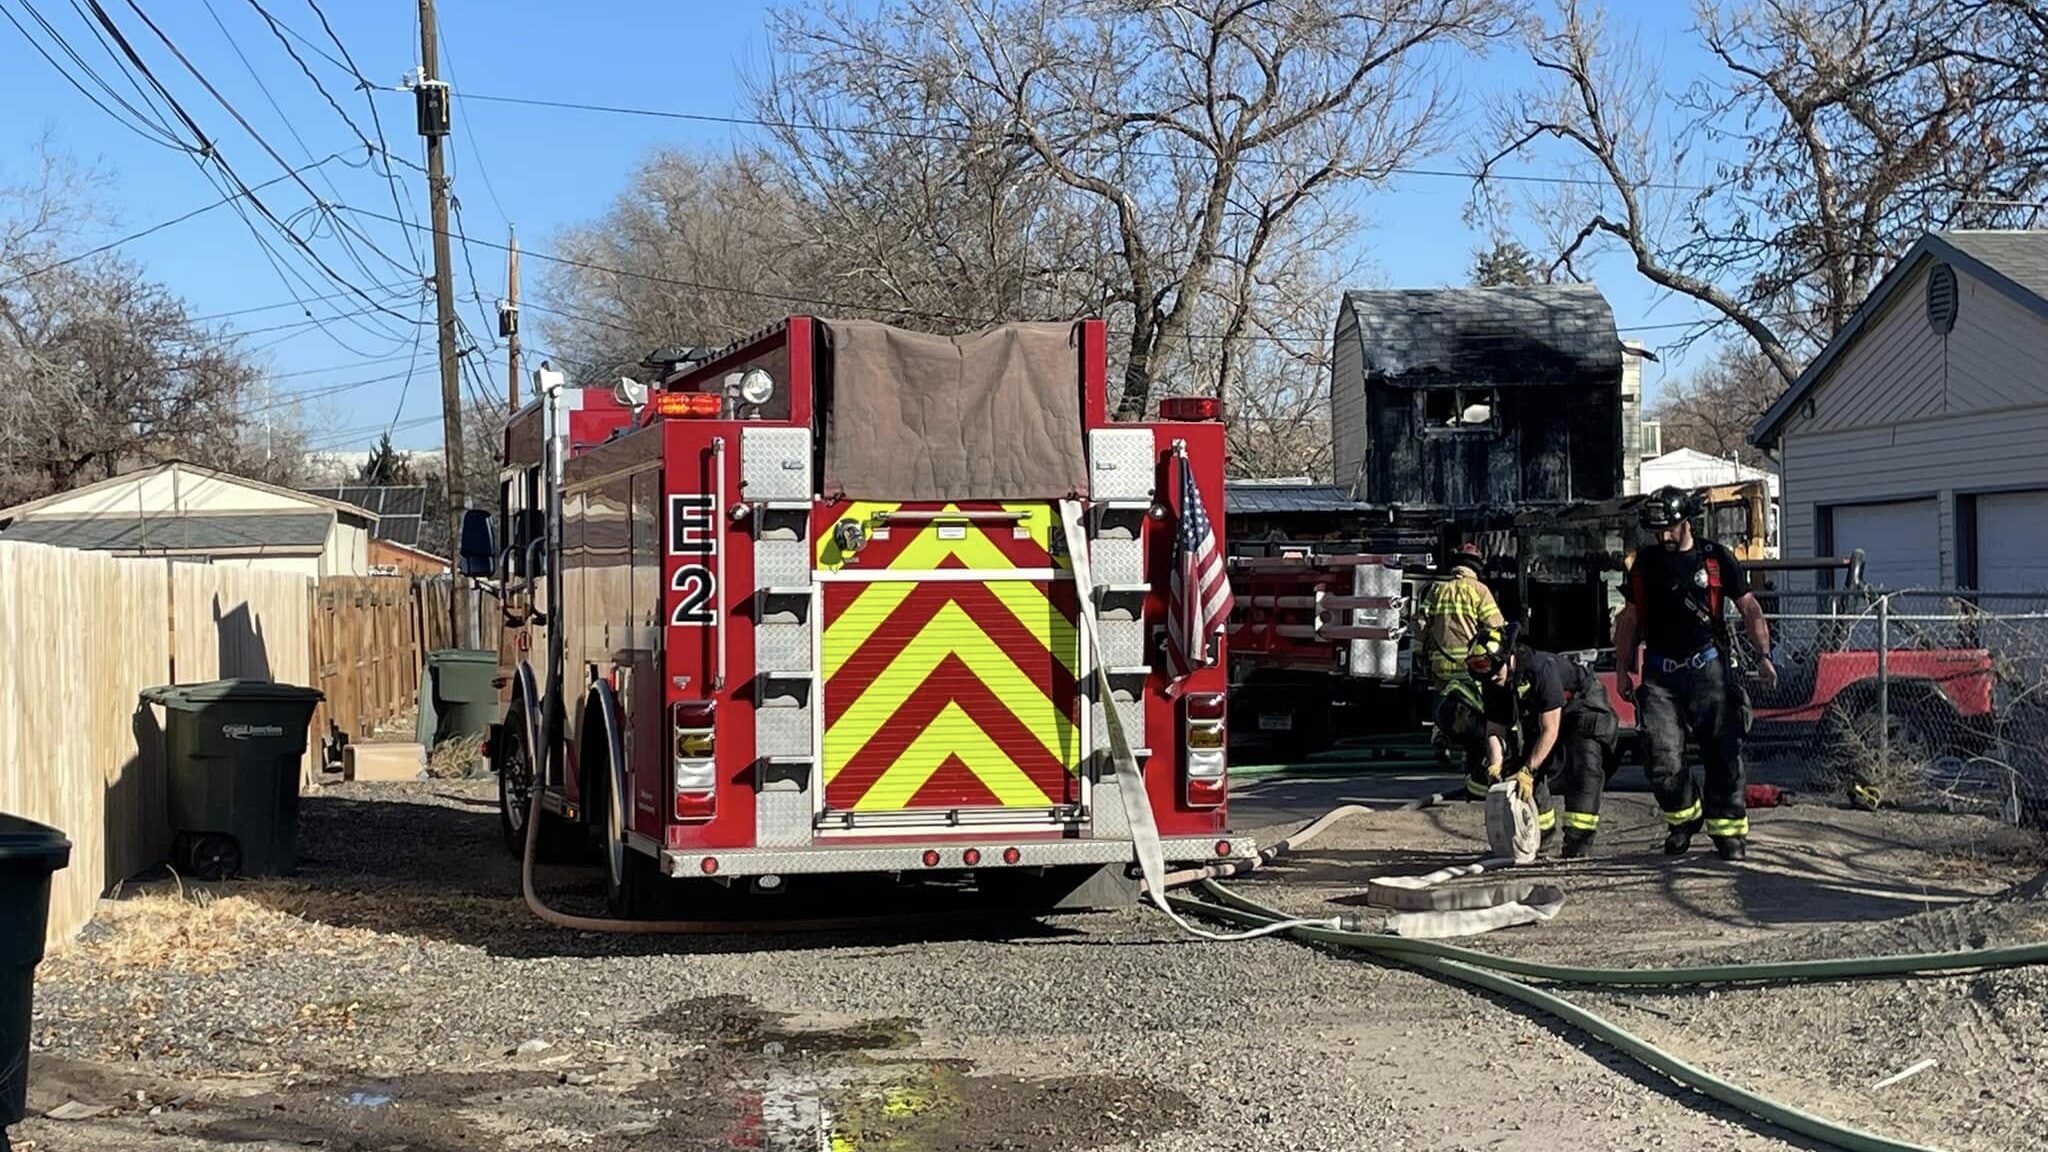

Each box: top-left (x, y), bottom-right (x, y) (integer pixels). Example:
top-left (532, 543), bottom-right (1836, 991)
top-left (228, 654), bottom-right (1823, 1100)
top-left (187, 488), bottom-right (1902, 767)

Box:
top-left (1514, 768), bottom-right (1537, 805)
top-left (1756, 657), bottom-right (1780, 692)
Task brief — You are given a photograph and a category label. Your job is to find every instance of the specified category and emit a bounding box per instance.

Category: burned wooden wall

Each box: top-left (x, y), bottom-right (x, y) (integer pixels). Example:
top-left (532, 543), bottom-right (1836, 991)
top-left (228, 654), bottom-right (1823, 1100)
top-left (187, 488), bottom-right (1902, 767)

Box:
top-left (1337, 286), bottom-right (1624, 509)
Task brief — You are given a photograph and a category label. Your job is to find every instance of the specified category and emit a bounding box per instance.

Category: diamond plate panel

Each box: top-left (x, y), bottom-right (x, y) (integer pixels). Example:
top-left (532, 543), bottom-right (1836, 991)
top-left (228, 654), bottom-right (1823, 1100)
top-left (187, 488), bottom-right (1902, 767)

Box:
top-left (741, 427), bottom-right (813, 501)
top-left (755, 536), bottom-right (809, 588)
top-left (1093, 535), bottom-right (1145, 586)
top-left (755, 784), bottom-right (812, 848)
top-left (755, 705), bottom-right (812, 759)
top-left (1089, 429), bottom-right (1157, 501)
top-left (1091, 777), bottom-right (1130, 837)
top-left (756, 621), bottom-right (810, 674)
top-left (1096, 615), bottom-right (1147, 668)
top-left (1088, 690), bottom-right (1147, 753)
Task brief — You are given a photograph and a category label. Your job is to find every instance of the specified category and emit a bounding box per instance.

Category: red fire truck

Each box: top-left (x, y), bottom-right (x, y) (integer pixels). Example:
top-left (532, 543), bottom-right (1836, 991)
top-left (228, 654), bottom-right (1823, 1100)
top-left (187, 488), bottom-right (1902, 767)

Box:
top-left (463, 317), bottom-right (1254, 915)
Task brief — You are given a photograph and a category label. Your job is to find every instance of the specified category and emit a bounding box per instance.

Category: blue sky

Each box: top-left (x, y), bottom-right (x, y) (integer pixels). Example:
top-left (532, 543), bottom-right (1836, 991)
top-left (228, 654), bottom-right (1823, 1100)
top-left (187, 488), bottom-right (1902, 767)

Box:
top-left (0, 1), bottom-right (1719, 458)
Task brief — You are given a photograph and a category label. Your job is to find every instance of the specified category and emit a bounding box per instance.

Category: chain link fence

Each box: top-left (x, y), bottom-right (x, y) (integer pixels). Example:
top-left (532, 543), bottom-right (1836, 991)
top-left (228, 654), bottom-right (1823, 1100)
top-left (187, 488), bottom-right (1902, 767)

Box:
top-left (1738, 588), bottom-right (2048, 827)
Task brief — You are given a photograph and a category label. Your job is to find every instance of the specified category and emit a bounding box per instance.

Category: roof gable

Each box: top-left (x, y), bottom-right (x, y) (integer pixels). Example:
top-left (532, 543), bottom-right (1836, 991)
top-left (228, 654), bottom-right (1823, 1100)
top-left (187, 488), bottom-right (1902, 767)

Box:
top-left (1338, 284), bottom-right (1622, 389)
top-left (0, 461), bottom-right (375, 524)
top-left (1751, 231), bottom-right (2048, 445)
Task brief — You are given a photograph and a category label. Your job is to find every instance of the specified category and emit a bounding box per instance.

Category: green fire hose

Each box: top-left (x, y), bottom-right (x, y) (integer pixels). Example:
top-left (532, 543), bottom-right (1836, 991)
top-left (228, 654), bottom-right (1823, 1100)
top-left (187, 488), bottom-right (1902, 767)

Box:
top-left (1170, 879), bottom-right (2048, 1152)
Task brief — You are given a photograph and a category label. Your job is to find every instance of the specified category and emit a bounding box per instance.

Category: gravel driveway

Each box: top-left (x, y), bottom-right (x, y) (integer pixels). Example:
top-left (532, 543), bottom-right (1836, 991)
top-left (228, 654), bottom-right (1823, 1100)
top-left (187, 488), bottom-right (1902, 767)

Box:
top-left (14, 773), bottom-right (2046, 1151)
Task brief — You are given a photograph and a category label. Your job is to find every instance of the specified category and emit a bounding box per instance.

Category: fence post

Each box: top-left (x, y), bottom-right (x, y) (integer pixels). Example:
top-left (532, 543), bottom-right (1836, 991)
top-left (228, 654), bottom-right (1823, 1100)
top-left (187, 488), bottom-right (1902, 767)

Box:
top-left (1876, 593), bottom-right (1890, 760)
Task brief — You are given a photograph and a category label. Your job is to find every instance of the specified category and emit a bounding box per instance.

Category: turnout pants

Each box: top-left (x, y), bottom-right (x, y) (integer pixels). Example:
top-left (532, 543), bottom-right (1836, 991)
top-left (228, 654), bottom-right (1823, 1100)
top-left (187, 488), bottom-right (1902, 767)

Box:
top-left (1637, 659), bottom-right (1748, 839)
top-left (1555, 702), bottom-right (1619, 837)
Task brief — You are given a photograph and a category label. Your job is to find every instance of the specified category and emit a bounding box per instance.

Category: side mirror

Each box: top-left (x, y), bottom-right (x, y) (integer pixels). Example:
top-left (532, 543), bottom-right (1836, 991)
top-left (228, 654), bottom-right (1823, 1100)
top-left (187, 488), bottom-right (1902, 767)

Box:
top-left (458, 508), bottom-right (497, 577)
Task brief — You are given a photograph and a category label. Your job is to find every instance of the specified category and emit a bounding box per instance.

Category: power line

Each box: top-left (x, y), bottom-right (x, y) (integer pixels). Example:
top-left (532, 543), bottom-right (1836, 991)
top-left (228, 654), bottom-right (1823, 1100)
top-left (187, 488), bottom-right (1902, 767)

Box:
top-left (433, 16), bottom-right (508, 225)
top-left (97, 0), bottom-right (421, 327)
top-left (0, 152), bottom-right (347, 289)
top-left (0, 0), bottom-right (188, 150)
top-left (441, 89), bottom-right (1719, 194)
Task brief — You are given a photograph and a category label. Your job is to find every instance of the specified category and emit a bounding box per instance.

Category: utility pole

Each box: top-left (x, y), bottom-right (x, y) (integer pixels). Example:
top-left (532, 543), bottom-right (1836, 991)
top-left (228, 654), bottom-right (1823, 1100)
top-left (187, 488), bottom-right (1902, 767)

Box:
top-left (503, 226), bottom-right (521, 412)
top-left (416, 0), bottom-right (468, 647)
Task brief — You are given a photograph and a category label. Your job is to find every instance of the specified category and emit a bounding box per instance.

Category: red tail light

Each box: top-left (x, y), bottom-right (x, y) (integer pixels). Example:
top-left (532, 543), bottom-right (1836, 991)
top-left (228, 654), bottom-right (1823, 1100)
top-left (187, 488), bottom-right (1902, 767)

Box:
top-left (1184, 693), bottom-right (1226, 721)
top-left (962, 848), bottom-right (982, 866)
top-left (1001, 847), bottom-right (1021, 865)
top-left (1159, 395), bottom-right (1222, 421)
top-left (1188, 777), bottom-right (1226, 807)
top-left (673, 700), bottom-right (716, 822)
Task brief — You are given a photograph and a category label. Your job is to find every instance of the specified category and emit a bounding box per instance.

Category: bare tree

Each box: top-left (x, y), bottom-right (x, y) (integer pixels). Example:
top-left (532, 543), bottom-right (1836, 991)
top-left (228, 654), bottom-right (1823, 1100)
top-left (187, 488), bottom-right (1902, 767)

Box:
top-left (539, 151), bottom-right (811, 381)
top-left (0, 145), bottom-right (305, 506)
top-left (1647, 343), bottom-right (1784, 461)
top-left (1479, 0), bottom-right (2048, 381)
top-left (764, 0), bottom-right (1515, 419)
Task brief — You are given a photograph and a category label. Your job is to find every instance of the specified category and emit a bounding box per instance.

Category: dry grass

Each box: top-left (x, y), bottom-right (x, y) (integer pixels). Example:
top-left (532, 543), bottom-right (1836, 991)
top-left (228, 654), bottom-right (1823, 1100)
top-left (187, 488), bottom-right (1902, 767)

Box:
top-left (425, 731), bottom-right (485, 778)
top-left (68, 881), bottom-right (523, 975)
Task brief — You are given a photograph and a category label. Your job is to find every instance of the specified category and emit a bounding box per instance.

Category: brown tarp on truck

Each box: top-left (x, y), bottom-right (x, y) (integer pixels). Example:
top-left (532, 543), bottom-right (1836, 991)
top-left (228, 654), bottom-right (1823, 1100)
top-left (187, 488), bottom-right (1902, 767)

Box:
top-left (818, 319), bottom-right (1089, 502)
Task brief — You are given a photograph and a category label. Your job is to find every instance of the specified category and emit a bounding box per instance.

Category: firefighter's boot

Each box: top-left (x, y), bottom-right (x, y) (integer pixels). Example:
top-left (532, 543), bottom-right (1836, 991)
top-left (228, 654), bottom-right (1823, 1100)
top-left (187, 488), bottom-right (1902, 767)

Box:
top-left (1663, 817), bottom-right (1703, 856)
top-left (1560, 829), bottom-right (1596, 860)
top-left (1713, 835), bottom-right (1748, 862)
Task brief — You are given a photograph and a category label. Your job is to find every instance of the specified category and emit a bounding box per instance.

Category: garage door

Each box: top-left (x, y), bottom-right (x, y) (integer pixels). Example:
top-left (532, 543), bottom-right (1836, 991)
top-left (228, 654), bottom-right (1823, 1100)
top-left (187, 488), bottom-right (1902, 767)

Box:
top-left (1828, 500), bottom-right (1941, 590)
top-left (1976, 490), bottom-right (2048, 591)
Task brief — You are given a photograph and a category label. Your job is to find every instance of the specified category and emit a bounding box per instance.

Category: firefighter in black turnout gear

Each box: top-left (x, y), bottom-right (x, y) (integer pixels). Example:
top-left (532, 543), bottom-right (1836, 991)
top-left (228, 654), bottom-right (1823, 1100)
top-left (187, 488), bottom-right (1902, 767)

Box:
top-left (1614, 487), bottom-right (1778, 862)
top-left (1469, 625), bottom-right (1620, 859)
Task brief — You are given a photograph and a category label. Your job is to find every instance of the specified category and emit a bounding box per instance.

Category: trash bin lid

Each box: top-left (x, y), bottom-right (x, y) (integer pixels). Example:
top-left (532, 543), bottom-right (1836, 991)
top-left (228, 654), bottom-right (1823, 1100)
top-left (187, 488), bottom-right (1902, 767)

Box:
top-left (141, 678), bottom-right (326, 707)
top-left (426, 649), bottom-right (499, 666)
top-left (0, 812), bottom-right (72, 871)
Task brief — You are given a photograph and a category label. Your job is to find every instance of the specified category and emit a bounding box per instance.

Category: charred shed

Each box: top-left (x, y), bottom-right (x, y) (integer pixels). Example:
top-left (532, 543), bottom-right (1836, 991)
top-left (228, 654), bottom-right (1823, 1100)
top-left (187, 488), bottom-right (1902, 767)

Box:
top-left (1331, 285), bottom-right (1624, 511)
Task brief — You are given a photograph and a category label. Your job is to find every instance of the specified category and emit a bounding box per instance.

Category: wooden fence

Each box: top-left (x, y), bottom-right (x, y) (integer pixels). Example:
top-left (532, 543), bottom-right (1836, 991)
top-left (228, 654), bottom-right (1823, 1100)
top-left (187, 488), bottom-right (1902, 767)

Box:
top-left (310, 577), bottom-right (423, 752)
top-left (0, 543), bottom-right (313, 947)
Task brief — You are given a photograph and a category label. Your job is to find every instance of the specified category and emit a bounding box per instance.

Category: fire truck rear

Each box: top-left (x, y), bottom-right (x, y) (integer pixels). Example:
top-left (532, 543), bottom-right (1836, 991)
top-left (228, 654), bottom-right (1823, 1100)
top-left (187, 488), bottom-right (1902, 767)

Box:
top-left (468, 317), bottom-right (1253, 915)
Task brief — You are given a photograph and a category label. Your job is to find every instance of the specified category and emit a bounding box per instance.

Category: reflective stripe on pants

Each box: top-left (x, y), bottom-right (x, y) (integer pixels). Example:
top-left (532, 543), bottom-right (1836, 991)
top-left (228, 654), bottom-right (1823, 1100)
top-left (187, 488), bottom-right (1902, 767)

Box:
top-left (1663, 800), bottom-right (1703, 826)
top-left (1563, 810), bottom-right (1599, 832)
top-left (1704, 816), bottom-right (1750, 838)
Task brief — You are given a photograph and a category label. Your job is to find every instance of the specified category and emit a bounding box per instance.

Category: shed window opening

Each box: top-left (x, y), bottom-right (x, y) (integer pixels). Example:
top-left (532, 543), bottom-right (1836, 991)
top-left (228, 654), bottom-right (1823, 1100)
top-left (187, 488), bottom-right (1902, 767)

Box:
top-left (1419, 387), bottom-right (1498, 434)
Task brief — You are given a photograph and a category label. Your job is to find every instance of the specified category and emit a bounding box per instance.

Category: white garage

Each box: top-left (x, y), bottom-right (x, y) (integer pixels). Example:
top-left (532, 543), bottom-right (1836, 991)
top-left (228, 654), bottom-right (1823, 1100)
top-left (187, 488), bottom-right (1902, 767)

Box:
top-left (1753, 231), bottom-right (2048, 593)
top-left (1826, 499), bottom-right (1942, 590)
top-left (1973, 489), bottom-right (2048, 591)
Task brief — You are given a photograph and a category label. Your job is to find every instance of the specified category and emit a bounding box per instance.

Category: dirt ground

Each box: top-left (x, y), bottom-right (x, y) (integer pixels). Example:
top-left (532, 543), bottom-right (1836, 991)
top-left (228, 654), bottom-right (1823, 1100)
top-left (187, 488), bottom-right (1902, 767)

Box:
top-left (13, 766), bottom-right (2047, 1152)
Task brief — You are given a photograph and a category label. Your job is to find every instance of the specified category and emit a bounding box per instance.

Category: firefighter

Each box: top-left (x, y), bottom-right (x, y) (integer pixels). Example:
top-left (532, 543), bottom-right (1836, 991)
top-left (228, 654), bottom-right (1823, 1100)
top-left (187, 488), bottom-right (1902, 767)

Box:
top-left (1469, 624), bottom-right (1619, 859)
top-left (1421, 543), bottom-right (1505, 800)
top-left (1613, 486), bottom-right (1778, 861)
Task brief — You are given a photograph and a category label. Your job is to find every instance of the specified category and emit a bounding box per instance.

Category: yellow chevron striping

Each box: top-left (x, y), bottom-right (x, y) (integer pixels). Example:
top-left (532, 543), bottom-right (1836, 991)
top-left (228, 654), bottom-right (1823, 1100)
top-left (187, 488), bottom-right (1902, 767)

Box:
top-left (822, 579), bottom-right (1079, 679)
top-left (820, 581), bottom-right (917, 680)
top-left (822, 601), bottom-right (1077, 782)
top-left (852, 701), bottom-right (1052, 810)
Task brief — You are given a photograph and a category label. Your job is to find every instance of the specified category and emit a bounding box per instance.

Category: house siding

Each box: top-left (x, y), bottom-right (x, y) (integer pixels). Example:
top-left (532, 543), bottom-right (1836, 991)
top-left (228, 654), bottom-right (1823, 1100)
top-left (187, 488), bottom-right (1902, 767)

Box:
top-left (1806, 261), bottom-right (1946, 433)
top-left (1329, 305), bottom-right (1366, 496)
top-left (1779, 406), bottom-right (2048, 588)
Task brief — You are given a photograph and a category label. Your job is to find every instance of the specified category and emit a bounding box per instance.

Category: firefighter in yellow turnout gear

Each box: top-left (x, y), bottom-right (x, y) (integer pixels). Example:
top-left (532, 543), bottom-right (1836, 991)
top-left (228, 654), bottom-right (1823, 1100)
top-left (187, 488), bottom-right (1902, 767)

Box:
top-left (1422, 544), bottom-right (1506, 801)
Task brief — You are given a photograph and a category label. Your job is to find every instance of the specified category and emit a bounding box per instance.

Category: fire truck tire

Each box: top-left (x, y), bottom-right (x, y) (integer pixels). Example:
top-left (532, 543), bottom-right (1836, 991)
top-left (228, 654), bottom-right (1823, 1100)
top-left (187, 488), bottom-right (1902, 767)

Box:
top-left (495, 715), bottom-right (579, 861)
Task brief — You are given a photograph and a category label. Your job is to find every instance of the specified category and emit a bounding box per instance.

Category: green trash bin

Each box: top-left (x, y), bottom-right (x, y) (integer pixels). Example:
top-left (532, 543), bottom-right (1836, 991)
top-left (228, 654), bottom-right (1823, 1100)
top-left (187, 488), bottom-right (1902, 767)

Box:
top-left (142, 680), bottom-right (324, 880)
top-left (417, 649), bottom-right (499, 748)
top-left (1, 812), bottom-right (70, 1138)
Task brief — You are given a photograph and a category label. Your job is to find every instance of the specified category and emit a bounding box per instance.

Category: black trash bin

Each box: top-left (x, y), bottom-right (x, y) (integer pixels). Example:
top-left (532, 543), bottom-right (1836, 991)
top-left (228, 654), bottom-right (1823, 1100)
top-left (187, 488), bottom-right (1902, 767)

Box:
top-left (417, 649), bottom-right (499, 748)
top-left (1, 813), bottom-right (70, 1142)
top-left (142, 680), bottom-right (324, 880)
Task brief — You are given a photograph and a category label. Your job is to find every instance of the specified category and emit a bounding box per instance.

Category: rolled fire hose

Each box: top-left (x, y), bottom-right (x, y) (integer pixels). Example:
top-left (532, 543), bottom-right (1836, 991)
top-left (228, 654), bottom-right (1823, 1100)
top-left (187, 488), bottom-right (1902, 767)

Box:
top-left (1171, 880), bottom-right (2048, 1152)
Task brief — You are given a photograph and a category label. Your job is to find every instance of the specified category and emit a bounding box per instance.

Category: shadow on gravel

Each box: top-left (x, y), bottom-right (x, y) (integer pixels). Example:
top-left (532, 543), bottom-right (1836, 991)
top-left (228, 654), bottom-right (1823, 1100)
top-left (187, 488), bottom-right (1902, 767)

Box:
top-left (225, 792), bottom-right (1092, 959)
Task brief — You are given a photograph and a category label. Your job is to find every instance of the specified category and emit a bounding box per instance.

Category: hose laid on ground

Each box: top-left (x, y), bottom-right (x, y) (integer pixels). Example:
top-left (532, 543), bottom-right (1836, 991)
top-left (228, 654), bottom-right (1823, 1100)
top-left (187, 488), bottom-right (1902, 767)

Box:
top-left (1150, 794), bottom-right (1444, 893)
top-left (1171, 881), bottom-right (2048, 1152)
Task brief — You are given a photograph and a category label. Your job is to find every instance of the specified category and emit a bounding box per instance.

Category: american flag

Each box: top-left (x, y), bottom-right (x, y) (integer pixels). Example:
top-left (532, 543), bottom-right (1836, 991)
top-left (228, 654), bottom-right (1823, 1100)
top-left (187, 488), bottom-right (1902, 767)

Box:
top-left (1166, 450), bottom-right (1231, 685)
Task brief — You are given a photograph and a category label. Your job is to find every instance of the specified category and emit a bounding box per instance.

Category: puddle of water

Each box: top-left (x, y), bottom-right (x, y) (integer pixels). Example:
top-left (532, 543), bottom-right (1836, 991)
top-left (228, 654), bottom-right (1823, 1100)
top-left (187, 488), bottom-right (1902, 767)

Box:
top-left (343, 1091), bottom-right (394, 1108)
